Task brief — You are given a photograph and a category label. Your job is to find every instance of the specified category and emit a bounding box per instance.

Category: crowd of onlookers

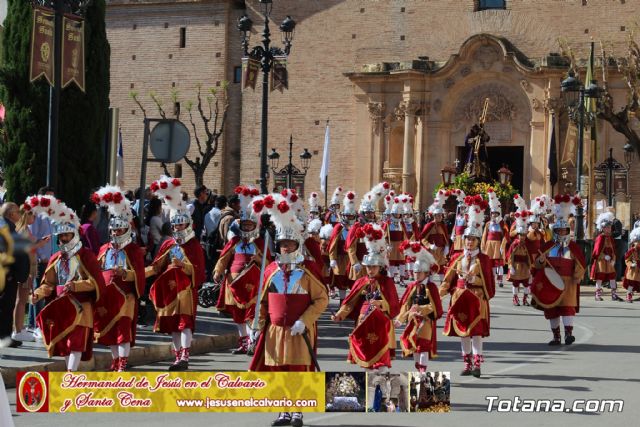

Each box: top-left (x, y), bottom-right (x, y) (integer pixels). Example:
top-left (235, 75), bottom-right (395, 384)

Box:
top-left (0, 183), bottom-right (245, 351)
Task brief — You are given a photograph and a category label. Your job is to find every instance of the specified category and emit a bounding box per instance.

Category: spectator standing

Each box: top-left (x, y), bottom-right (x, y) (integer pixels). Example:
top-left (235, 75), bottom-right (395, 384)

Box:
top-left (80, 202), bottom-right (101, 255)
top-left (146, 197), bottom-right (164, 257)
top-left (218, 195), bottom-right (241, 246)
top-left (190, 185), bottom-right (213, 240)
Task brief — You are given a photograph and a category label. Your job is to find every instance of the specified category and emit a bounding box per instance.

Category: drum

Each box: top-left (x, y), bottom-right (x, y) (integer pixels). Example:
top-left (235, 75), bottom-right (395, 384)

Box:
top-left (531, 267), bottom-right (565, 307)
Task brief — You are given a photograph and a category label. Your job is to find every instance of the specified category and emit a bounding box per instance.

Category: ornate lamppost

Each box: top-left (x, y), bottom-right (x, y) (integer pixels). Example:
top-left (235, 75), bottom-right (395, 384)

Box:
top-left (238, 0), bottom-right (296, 194)
top-left (268, 135), bottom-right (312, 192)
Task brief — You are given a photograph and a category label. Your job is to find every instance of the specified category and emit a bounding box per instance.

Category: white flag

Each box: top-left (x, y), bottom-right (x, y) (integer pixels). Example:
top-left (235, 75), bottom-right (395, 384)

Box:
top-left (319, 122), bottom-right (330, 194)
top-left (116, 128), bottom-right (125, 188)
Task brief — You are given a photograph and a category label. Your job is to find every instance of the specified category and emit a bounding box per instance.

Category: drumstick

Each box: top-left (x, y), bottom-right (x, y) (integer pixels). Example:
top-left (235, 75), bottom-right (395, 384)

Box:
top-left (537, 250), bottom-right (561, 276)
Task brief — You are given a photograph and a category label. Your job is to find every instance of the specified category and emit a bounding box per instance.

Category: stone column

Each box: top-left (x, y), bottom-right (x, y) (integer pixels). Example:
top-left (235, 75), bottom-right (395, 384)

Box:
top-left (400, 100), bottom-right (419, 195)
top-left (368, 102), bottom-right (385, 183)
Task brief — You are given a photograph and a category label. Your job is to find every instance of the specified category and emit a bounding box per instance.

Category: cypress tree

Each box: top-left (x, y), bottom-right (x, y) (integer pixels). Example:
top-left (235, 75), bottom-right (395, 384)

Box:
top-left (0, 0), bottom-right (110, 210)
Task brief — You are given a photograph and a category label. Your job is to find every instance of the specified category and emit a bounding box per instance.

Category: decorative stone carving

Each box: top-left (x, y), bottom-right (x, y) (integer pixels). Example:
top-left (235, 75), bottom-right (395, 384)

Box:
top-left (368, 102), bottom-right (385, 127)
top-left (544, 96), bottom-right (562, 114)
top-left (520, 79), bottom-right (532, 93)
top-left (473, 45), bottom-right (500, 70)
top-left (531, 97), bottom-right (543, 112)
top-left (398, 100), bottom-right (420, 117)
top-left (462, 91), bottom-right (516, 122)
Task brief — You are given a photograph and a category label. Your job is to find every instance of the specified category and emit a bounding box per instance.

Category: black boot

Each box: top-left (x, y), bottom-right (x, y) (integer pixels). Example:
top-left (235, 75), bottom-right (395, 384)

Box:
top-left (471, 354), bottom-right (483, 378)
top-left (291, 412), bottom-right (303, 427)
top-left (564, 326), bottom-right (575, 345)
top-left (271, 412), bottom-right (292, 426)
top-left (460, 353), bottom-right (472, 376)
top-left (231, 336), bottom-right (248, 355)
top-left (548, 327), bottom-right (561, 346)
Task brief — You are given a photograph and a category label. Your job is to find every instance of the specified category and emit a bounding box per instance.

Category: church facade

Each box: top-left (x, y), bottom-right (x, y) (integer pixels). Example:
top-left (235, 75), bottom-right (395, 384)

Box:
top-left (106, 0), bottom-right (640, 219)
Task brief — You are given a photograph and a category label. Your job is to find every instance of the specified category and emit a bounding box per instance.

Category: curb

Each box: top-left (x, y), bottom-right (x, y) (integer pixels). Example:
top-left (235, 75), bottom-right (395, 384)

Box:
top-left (1, 332), bottom-right (237, 388)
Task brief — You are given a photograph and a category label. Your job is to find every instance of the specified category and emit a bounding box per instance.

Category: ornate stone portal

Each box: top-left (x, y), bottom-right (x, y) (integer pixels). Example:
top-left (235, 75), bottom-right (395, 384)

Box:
top-left (347, 34), bottom-right (554, 209)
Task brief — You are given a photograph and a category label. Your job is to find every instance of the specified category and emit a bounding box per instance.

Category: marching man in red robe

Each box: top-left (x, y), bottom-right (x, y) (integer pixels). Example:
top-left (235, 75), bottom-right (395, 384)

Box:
top-left (146, 176), bottom-right (206, 370)
top-left (623, 226), bottom-right (640, 303)
top-left (332, 223), bottom-right (400, 373)
top-left (328, 191), bottom-right (358, 303)
top-left (248, 193), bottom-right (328, 427)
top-left (384, 196), bottom-right (415, 285)
top-left (439, 195), bottom-right (495, 378)
top-left (531, 194), bottom-right (586, 346)
top-left (307, 192), bottom-right (321, 221)
top-left (346, 182), bottom-right (390, 283)
top-left (214, 185), bottom-right (270, 355)
top-left (450, 189), bottom-right (467, 257)
top-left (506, 209), bottom-right (533, 306)
top-left (591, 212), bottom-right (620, 301)
top-left (395, 241), bottom-right (443, 373)
top-left (482, 189), bottom-right (509, 287)
top-left (421, 190), bottom-right (451, 282)
top-left (28, 195), bottom-right (106, 372)
top-left (401, 196), bottom-right (421, 282)
top-left (92, 186), bottom-right (146, 371)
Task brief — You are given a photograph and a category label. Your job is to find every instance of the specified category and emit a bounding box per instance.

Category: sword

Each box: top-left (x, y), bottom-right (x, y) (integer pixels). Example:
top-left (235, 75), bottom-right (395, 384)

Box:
top-left (302, 329), bottom-right (321, 372)
top-left (251, 232), bottom-right (271, 331)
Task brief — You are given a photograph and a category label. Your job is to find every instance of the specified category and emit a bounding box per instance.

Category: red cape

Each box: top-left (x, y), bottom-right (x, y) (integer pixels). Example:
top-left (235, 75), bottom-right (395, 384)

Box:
top-left (420, 221), bottom-right (451, 246)
top-left (446, 251), bottom-right (496, 300)
top-left (154, 238), bottom-right (206, 289)
top-left (327, 223), bottom-right (345, 254)
top-left (341, 274), bottom-right (400, 322)
top-left (304, 238), bottom-right (324, 278)
top-left (98, 242), bottom-right (146, 297)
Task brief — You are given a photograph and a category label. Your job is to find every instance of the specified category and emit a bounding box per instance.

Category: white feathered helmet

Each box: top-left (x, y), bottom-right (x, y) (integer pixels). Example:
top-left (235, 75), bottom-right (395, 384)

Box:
top-left (401, 240), bottom-right (437, 273)
top-left (92, 185), bottom-right (133, 249)
top-left (596, 211), bottom-right (615, 231)
top-left (428, 189), bottom-right (446, 215)
top-left (453, 189), bottom-right (467, 213)
top-left (514, 210), bottom-right (532, 235)
top-left (234, 185), bottom-right (261, 222)
top-left (529, 196), bottom-right (546, 224)
top-left (487, 188), bottom-right (502, 215)
top-left (463, 195), bottom-right (488, 239)
top-left (552, 194), bottom-right (581, 230)
top-left (330, 187), bottom-right (343, 207)
top-left (151, 176), bottom-right (194, 244)
top-left (360, 223), bottom-right (388, 267)
top-left (383, 191), bottom-right (395, 217)
top-left (308, 192), bottom-right (320, 215)
top-left (359, 182), bottom-right (390, 213)
top-left (25, 195), bottom-right (82, 256)
top-left (341, 191), bottom-right (357, 216)
top-left (629, 226), bottom-right (640, 244)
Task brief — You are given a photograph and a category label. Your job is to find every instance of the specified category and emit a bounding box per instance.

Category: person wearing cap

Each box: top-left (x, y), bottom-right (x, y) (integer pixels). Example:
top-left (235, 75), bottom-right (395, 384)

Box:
top-left (421, 190), bottom-right (451, 281)
top-left (532, 194), bottom-right (586, 346)
top-left (213, 185), bottom-right (271, 355)
top-left (92, 186), bottom-right (146, 372)
top-left (248, 193), bottom-right (328, 427)
top-left (506, 210), bottom-right (533, 306)
top-left (324, 187), bottom-right (343, 225)
top-left (439, 195), bottom-right (495, 378)
top-left (328, 191), bottom-right (358, 303)
top-left (332, 223), bottom-right (400, 373)
top-left (28, 195), bottom-right (106, 372)
top-left (622, 226), bottom-right (640, 303)
top-left (591, 211), bottom-right (620, 301)
top-left (146, 176), bottom-right (206, 371)
top-left (450, 189), bottom-right (467, 257)
top-left (395, 241), bottom-right (443, 373)
top-left (481, 189), bottom-right (509, 288)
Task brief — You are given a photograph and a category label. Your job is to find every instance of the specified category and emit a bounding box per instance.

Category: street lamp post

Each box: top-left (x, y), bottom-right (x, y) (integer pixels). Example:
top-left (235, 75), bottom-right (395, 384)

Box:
top-left (268, 135), bottom-right (312, 190)
top-left (238, 1), bottom-right (296, 194)
top-left (561, 72), bottom-right (602, 242)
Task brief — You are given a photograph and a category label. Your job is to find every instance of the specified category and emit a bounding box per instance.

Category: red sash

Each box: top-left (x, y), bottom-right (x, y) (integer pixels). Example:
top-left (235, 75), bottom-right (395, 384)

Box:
top-left (231, 253), bottom-right (254, 274)
top-left (455, 225), bottom-right (465, 236)
top-left (487, 232), bottom-right (503, 241)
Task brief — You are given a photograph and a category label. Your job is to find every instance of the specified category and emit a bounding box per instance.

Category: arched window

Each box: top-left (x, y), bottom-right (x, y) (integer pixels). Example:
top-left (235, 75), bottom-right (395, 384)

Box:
top-left (478, 0), bottom-right (506, 11)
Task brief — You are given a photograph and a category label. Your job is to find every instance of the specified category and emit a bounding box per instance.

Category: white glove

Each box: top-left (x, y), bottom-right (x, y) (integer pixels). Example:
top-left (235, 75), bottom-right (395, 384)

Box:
top-left (631, 262), bottom-right (637, 269)
top-left (330, 259), bottom-right (338, 269)
top-left (250, 329), bottom-right (261, 341)
top-left (604, 255), bottom-right (611, 261)
top-left (429, 244), bottom-right (436, 251)
top-left (290, 319), bottom-right (306, 336)
top-left (444, 246), bottom-right (450, 256)
top-left (353, 263), bottom-right (362, 273)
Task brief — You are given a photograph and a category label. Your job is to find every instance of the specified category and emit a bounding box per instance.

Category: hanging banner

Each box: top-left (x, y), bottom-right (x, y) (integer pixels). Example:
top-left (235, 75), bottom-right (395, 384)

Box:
top-left (560, 123), bottom-right (577, 167)
top-left (613, 171), bottom-right (628, 195)
top-left (270, 56), bottom-right (288, 92)
top-left (593, 170), bottom-right (607, 196)
top-left (242, 57), bottom-right (259, 90)
top-left (29, 6), bottom-right (55, 86)
top-left (61, 15), bottom-right (85, 91)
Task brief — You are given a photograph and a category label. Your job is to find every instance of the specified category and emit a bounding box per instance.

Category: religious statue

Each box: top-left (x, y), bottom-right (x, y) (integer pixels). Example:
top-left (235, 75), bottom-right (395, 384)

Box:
top-left (463, 98), bottom-right (493, 182)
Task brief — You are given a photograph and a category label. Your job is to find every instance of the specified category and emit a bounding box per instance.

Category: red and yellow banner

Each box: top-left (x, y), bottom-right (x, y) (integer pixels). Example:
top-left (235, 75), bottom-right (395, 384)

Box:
top-left (242, 57), bottom-right (260, 90)
top-left (17, 372), bottom-right (325, 413)
top-left (29, 6), bottom-right (55, 85)
top-left (61, 14), bottom-right (85, 91)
